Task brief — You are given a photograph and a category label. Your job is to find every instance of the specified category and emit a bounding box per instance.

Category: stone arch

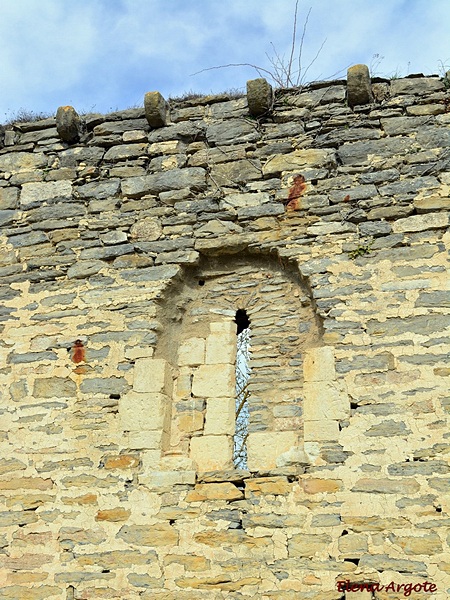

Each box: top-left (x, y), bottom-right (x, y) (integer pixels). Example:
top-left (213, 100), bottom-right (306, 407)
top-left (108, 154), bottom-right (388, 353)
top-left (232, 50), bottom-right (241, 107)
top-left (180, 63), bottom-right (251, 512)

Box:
top-left (118, 253), bottom-right (348, 475)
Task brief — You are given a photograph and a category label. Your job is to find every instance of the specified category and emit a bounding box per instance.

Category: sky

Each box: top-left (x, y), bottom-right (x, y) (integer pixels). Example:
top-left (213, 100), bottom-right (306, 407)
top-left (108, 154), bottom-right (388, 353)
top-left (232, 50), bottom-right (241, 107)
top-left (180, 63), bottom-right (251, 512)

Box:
top-left (1, 0), bottom-right (449, 122)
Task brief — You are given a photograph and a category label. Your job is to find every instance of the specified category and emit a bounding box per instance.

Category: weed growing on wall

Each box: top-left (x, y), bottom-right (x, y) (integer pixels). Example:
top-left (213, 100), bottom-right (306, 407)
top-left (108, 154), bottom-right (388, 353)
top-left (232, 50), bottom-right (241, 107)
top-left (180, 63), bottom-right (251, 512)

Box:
top-left (2, 108), bottom-right (52, 126)
top-left (348, 240), bottom-right (373, 260)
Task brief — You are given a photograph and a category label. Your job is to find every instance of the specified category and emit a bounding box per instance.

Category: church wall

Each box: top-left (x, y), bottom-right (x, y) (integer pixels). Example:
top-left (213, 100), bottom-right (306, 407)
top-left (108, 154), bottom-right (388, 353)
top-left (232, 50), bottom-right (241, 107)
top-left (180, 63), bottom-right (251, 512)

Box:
top-left (0, 67), bottom-right (449, 599)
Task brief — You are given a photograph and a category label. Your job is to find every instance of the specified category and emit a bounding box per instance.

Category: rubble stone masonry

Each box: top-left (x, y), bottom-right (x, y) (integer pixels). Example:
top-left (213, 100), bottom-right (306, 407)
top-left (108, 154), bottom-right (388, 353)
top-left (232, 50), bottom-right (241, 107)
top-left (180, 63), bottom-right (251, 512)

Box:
top-left (0, 66), bottom-right (449, 599)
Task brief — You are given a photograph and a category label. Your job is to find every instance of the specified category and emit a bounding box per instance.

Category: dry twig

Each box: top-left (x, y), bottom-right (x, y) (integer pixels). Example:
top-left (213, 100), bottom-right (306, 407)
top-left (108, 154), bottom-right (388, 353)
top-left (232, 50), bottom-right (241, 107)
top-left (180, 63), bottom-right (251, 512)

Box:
top-left (192, 2), bottom-right (327, 89)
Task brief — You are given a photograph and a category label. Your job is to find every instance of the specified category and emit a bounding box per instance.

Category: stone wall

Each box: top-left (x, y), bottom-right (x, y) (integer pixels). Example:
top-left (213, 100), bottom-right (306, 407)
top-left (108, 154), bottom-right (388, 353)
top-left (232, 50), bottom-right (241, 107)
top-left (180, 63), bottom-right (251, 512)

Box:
top-left (0, 66), bottom-right (449, 599)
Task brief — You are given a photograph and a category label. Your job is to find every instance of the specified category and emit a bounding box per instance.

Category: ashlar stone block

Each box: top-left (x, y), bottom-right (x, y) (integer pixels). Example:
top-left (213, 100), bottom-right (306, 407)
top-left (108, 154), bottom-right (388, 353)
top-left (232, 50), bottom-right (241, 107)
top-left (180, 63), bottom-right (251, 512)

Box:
top-left (190, 435), bottom-right (233, 471)
top-left (192, 364), bottom-right (235, 398)
top-left (303, 441), bottom-right (321, 464)
top-left (300, 478), bottom-right (342, 494)
top-left (159, 456), bottom-right (195, 472)
top-left (276, 446), bottom-right (310, 467)
top-left (303, 381), bottom-right (348, 421)
top-left (20, 181), bottom-right (72, 207)
top-left (138, 449), bottom-right (161, 468)
top-left (186, 482), bottom-right (243, 501)
top-left (204, 398), bottom-right (235, 435)
top-left (130, 216), bottom-right (162, 241)
top-left (120, 391), bottom-right (170, 432)
top-left (133, 357), bottom-right (173, 395)
top-left (392, 212), bottom-right (449, 233)
top-left (210, 321), bottom-right (236, 336)
top-left (148, 140), bottom-right (183, 155)
top-left (33, 377), bottom-right (76, 398)
top-left (303, 419), bottom-right (340, 442)
top-left (127, 430), bottom-right (167, 450)
top-left (338, 532), bottom-right (368, 556)
top-left (205, 334), bottom-right (236, 364)
top-left (139, 470), bottom-right (196, 489)
top-left (247, 431), bottom-right (298, 471)
top-left (125, 347), bottom-right (154, 360)
top-left (177, 411), bottom-right (204, 433)
top-left (288, 532), bottom-right (332, 557)
top-left (178, 338), bottom-right (205, 366)
top-left (303, 346), bottom-right (336, 382)
top-left (262, 148), bottom-right (336, 176)
top-left (174, 367), bottom-right (192, 398)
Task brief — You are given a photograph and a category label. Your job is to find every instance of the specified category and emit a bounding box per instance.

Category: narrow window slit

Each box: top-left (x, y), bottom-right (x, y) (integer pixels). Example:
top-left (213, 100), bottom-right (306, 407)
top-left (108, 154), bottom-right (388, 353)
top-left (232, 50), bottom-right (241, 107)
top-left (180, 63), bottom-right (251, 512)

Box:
top-left (233, 309), bottom-right (251, 469)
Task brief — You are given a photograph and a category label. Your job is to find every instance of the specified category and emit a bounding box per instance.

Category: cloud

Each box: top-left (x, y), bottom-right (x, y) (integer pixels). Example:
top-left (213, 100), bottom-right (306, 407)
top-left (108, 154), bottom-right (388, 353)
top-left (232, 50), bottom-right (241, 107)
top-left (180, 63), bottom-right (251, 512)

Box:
top-left (0, 0), bottom-right (449, 119)
top-left (0, 0), bottom-right (100, 117)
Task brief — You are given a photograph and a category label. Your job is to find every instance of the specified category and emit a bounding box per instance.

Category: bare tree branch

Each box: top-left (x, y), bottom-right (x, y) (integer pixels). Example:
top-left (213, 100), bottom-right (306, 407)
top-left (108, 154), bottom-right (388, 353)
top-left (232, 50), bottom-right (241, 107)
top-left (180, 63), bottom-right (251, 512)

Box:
top-left (234, 327), bottom-right (250, 469)
top-left (191, 5), bottom-right (328, 90)
top-left (287, 0), bottom-right (299, 87)
top-left (191, 63), bottom-right (274, 80)
top-left (235, 384), bottom-right (249, 420)
top-left (296, 6), bottom-right (312, 85)
top-left (298, 37), bottom-right (327, 85)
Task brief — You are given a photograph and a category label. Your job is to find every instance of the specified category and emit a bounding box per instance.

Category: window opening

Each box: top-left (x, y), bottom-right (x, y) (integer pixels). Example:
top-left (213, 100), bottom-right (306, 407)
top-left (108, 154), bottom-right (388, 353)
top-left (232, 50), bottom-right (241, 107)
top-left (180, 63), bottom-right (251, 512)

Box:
top-left (234, 309), bottom-right (251, 469)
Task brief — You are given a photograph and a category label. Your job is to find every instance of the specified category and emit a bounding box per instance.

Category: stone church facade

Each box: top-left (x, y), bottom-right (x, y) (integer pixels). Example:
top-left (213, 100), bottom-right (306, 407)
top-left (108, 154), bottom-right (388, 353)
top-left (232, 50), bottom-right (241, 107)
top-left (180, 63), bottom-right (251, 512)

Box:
top-left (0, 65), bottom-right (449, 598)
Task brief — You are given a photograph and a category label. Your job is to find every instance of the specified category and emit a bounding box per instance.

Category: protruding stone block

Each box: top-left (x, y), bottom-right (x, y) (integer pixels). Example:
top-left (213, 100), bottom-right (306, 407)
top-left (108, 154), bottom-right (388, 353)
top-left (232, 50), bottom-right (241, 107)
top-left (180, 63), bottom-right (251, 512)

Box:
top-left (144, 91), bottom-right (167, 127)
top-left (190, 435), bottom-right (233, 471)
top-left (347, 64), bottom-right (373, 107)
top-left (56, 106), bottom-right (81, 142)
top-left (247, 431), bottom-right (298, 471)
top-left (338, 532), bottom-right (368, 555)
top-left (247, 78), bottom-right (273, 117)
